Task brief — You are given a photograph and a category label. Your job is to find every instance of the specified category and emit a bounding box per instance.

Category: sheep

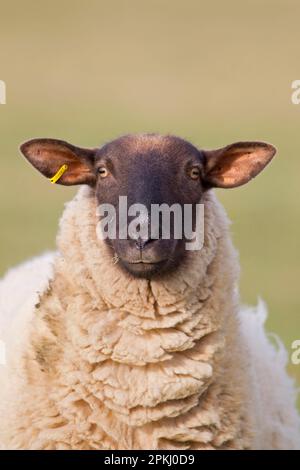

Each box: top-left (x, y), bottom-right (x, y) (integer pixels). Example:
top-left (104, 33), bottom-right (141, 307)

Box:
top-left (0, 133), bottom-right (299, 450)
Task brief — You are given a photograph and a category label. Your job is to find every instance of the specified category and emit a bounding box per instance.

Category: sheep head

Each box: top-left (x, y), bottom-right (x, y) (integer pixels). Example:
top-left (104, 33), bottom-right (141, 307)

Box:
top-left (20, 134), bottom-right (276, 278)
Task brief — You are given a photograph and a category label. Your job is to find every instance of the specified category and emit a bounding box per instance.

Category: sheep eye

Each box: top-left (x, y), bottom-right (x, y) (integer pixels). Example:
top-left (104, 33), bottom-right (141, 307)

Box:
top-left (189, 167), bottom-right (200, 180)
top-left (98, 167), bottom-right (109, 178)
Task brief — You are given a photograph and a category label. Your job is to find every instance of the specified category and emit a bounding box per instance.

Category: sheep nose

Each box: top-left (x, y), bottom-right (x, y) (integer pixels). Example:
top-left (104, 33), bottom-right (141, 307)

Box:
top-left (135, 237), bottom-right (155, 250)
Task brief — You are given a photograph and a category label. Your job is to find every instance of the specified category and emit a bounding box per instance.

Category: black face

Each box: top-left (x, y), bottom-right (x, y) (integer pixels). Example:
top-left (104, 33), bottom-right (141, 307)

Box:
top-left (94, 135), bottom-right (205, 278)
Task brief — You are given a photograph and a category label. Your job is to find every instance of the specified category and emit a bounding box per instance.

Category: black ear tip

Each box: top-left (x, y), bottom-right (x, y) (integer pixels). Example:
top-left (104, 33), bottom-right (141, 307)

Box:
top-left (20, 142), bottom-right (27, 151)
top-left (252, 141), bottom-right (276, 159)
top-left (261, 142), bottom-right (277, 160)
top-left (19, 141), bottom-right (31, 156)
top-left (19, 139), bottom-right (39, 155)
top-left (268, 143), bottom-right (277, 157)
top-left (19, 138), bottom-right (47, 157)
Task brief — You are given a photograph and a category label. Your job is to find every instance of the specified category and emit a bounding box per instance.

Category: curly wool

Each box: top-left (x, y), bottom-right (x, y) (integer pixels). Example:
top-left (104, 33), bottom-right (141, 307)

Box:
top-left (0, 187), bottom-right (299, 449)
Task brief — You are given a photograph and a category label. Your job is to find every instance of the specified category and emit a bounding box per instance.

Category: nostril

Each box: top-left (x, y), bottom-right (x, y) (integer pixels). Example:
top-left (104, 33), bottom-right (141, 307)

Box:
top-left (135, 237), bottom-right (155, 250)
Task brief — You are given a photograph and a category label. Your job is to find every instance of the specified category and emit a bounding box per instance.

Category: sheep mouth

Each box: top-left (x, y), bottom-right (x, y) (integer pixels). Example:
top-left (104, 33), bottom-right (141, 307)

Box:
top-left (127, 260), bottom-right (168, 265)
top-left (119, 258), bottom-right (170, 278)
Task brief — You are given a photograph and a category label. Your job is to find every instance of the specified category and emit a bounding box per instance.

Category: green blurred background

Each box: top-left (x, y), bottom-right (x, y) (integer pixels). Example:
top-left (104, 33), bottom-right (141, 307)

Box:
top-left (0, 0), bottom-right (299, 395)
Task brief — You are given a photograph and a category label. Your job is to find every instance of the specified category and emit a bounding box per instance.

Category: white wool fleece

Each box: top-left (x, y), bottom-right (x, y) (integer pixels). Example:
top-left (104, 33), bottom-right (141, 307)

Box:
top-left (0, 186), bottom-right (299, 449)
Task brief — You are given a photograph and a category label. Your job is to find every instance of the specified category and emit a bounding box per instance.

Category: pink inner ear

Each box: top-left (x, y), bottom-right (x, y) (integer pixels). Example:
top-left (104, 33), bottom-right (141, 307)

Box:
top-left (206, 143), bottom-right (276, 188)
top-left (21, 139), bottom-right (97, 186)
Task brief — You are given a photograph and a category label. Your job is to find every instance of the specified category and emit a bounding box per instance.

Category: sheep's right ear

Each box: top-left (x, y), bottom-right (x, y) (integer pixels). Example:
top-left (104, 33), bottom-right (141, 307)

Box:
top-left (20, 138), bottom-right (97, 185)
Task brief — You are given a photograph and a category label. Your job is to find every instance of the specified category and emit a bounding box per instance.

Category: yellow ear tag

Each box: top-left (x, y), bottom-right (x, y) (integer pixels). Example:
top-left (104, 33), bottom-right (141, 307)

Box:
top-left (50, 164), bottom-right (68, 184)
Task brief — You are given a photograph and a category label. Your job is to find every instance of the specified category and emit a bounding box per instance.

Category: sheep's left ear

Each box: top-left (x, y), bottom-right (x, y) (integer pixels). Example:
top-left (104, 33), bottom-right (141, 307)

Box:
top-left (202, 141), bottom-right (276, 189)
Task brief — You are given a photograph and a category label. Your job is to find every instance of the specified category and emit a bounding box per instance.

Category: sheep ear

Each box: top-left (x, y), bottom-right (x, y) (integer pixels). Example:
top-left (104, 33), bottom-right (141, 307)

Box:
top-left (202, 141), bottom-right (276, 189)
top-left (20, 138), bottom-right (97, 186)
